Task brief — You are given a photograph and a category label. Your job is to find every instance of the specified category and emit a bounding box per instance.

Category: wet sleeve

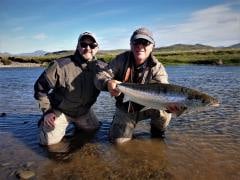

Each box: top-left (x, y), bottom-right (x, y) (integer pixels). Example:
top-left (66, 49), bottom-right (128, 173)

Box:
top-left (34, 61), bottom-right (61, 113)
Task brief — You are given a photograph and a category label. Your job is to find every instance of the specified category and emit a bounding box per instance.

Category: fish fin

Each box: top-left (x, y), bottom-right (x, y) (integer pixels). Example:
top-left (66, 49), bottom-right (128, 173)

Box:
top-left (175, 106), bottom-right (187, 117)
top-left (140, 106), bottom-right (151, 112)
top-left (123, 95), bottom-right (130, 103)
top-left (166, 103), bottom-right (187, 117)
top-left (127, 101), bottom-right (131, 112)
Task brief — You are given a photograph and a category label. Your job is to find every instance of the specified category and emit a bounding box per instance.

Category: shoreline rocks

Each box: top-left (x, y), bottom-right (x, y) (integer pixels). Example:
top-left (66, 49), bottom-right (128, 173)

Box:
top-left (16, 170), bottom-right (35, 179)
top-left (0, 61), bottom-right (42, 68)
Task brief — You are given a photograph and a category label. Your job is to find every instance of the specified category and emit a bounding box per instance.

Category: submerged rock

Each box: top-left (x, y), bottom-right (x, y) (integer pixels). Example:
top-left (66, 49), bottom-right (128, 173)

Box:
top-left (215, 59), bottom-right (223, 65)
top-left (23, 162), bottom-right (35, 168)
top-left (0, 162), bottom-right (11, 167)
top-left (0, 113), bottom-right (6, 117)
top-left (16, 170), bottom-right (35, 179)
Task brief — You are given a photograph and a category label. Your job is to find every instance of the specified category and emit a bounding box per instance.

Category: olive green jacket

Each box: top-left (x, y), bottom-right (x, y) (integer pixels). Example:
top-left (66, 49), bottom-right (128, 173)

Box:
top-left (34, 51), bottom-right (100, 117)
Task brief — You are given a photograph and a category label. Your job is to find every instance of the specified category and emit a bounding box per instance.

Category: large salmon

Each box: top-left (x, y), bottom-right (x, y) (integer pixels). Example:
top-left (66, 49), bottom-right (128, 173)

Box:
top-left (116, 83), bottom-right (220, 116)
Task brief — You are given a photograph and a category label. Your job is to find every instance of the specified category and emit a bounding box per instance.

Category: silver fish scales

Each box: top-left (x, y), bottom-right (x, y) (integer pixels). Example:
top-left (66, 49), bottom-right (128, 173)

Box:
top-left (117, 83), bottom-right (220, 116)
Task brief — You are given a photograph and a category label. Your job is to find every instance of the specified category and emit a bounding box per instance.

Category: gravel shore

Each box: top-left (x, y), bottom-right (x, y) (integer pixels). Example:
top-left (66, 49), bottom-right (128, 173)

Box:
top-left (0, 62), bottom-right (42, 68)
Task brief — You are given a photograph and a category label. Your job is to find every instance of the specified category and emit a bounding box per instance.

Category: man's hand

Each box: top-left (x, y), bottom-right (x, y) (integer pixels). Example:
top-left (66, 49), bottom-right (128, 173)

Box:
top-left (107, 80), bottom-right (122, 97)
top-left (43, 112), bottom-right (56, 128)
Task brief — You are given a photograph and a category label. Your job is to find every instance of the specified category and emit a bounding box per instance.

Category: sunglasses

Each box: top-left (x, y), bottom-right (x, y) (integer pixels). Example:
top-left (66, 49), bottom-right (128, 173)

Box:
top-left (80, 42), bottom-right (98, 49)
top-left (132, 39), bottom-right (152, 46)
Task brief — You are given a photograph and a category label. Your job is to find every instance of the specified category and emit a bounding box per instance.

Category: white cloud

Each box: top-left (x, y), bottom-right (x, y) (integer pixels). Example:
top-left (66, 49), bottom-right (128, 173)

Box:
top-left (154, 3), bottom-right (240, 47)
top-left (33, 33), bottom-right (47, 40)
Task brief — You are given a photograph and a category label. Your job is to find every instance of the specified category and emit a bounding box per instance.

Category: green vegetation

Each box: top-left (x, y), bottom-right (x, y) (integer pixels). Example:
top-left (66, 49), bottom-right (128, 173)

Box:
top-left (0, 57), bottom-right (12, 65)
top-left (97, 48), bottom-right (240, 65)
top-left (153, 49), bottom-right (240, 65)
top-left (1, 46), bottom-right (240, 66)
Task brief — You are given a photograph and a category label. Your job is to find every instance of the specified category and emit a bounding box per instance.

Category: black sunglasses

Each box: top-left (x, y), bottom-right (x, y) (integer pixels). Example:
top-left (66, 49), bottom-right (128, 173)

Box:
top-left (80, 42), bottom-right (98, 49)
top-left (132, 39), bottom-right (151, 46)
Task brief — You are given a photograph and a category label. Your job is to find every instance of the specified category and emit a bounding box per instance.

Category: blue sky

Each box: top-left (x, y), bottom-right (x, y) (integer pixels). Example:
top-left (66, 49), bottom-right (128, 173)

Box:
top-left (0, 0), bottom-right (239, 54)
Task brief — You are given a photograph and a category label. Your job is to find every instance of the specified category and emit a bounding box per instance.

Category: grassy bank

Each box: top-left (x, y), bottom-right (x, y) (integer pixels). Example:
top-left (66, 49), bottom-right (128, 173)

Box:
top-left (153, 49), bottom-right (240, 65)
top-left (1, 48), bottom-right (240, 66)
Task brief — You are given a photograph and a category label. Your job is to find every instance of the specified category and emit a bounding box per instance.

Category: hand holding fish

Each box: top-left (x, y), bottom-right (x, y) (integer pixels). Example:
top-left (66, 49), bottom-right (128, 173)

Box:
top-left (44, 112), bottom-right (56, 128)
top-left (107, 80), bottom-right (122, 97)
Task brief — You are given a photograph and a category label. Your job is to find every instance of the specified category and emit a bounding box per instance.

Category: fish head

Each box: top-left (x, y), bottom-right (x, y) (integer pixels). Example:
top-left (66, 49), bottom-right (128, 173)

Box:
top-left (208, 97), bottom-right (220, 107)
top-left (200, 94), bottom-right (220, 108)
top-left (187, 92), bottom-right (220, 110)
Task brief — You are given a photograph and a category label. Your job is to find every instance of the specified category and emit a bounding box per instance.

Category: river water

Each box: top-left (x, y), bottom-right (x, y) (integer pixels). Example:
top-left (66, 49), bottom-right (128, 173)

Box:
top-left (0, 65), bottom-right (239, 179)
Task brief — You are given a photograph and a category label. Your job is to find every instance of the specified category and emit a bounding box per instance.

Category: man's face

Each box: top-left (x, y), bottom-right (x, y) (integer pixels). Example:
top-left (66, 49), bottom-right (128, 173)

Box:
top-left (131, 39), bottom-right (154, 65)
top-left (78, 37), bottom-right (98, 61)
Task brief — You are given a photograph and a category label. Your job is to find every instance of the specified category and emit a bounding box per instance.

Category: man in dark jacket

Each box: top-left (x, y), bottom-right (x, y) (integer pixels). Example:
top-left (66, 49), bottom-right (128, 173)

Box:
top-left (34, 32), bottom-right (101, 145)
top-left (95, 27), bottom-right (180, 144)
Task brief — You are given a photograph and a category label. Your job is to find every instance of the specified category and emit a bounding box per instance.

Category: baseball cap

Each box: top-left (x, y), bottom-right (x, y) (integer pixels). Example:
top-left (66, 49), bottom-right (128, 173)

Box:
top-left (130, 27), bottom-right (155, 44)
top-left (78, 32), bottom-right (97, 43)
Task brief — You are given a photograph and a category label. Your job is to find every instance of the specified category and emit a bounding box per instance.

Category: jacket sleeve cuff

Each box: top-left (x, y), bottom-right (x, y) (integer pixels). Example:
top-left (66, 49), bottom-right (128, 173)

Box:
top-left (103, 78), bottom-right (112, 91)
top-left (42, 108), bottom-right (54, 116)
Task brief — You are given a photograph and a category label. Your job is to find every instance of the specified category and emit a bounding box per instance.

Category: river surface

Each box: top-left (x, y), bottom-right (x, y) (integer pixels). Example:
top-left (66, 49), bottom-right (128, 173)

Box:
top-left (0, 65), bottom-right (239, 179)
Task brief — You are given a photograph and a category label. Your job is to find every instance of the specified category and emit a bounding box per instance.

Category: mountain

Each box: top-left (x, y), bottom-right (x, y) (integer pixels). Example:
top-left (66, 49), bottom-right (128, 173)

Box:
top-left (44, 50), bottom-right (74, 56)
top-left (155, 43), bottom-right (215, 51)
top-left (16, 50), bottom-right (48, 57)
top-left (0, 52), bottom-right (11, 57)
top-left (228, 43), bottom-right (240, 48)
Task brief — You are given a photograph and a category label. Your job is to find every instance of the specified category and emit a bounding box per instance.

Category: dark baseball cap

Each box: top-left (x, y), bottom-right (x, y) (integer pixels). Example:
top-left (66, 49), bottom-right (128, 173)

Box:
top-left (130, 27), bottom-right (155, 44)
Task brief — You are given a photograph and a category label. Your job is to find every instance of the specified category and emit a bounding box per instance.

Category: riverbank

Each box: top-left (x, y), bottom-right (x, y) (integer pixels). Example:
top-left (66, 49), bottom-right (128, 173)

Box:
top-left (1, 48), bottom-right (240, 67)
top-left (0, 61), bottom-right (42, 68)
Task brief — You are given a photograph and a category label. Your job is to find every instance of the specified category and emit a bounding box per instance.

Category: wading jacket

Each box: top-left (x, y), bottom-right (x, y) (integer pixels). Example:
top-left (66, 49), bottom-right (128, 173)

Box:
top-left (95, 51), bottom-right (169, 112)
top-left (34, 51), bottom-right (100, 118)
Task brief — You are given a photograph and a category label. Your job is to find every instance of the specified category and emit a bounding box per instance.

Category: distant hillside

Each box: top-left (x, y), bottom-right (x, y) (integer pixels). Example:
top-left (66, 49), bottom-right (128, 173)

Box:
top-left (98, 49), bottom-right (126, 55)
top-left (16, 50), bottom-right (48, 57)
top-left (44, 49), bottom-right (126, 57)
top-left (155, 43), bottom-right (215, 52)
top-left (0, 52), bottom-right (11, 57)
top-left (1, 43), bottom-right (239, 58)
top-left (44, 50), bottom-right (74, 56)
top-left (228, 43), bottom-right (240, 48)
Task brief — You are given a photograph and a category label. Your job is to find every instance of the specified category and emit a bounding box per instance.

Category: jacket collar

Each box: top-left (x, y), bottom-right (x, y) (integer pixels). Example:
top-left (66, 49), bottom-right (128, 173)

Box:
top-left (73, 50), bottom-right (96, 69)
top-left (129, 51), bottom-right (156, 68)
top-left (148, 53), bottom-right (157, 67)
